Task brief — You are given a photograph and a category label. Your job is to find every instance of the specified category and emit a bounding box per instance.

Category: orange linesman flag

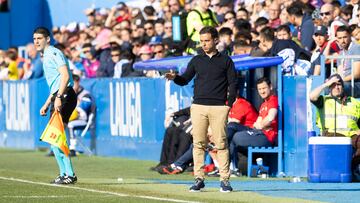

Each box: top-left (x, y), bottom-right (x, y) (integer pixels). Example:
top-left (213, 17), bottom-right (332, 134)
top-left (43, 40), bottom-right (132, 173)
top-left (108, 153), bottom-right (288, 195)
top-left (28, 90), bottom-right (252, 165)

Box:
top-left (40, 111), bottom-right (70, 156)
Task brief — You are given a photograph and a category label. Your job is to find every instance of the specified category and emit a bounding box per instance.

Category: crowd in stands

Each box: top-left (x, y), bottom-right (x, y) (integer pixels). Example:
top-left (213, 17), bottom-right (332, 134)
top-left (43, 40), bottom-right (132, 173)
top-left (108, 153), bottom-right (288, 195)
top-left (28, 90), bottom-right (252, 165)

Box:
top-left (0, 0), bottom-right (360, 85)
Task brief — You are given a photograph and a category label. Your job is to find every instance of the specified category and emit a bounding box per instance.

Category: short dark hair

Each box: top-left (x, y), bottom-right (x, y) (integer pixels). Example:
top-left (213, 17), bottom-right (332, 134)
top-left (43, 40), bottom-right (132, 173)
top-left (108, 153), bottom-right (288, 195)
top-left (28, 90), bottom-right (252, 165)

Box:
top-left (259, 27), bottom-right (275, 42)
top-left (82, 43), bottom-right (93, 49)
top-left (331, 0), bottom-right (341, 8)
top-left (276, 25), bottom-right (290, 34)
top-left (234, 30), bottom-right (252, 43)
top-left (341, 5), bottom-right (353, 17)
top-left (286, 4), bottom-right (303, 17)
top-left (234, 19), bottom-right (251, 32)
top-left (155, 18), bottom-right (165, 25)
top-left (111, 46), bottom-right (121, 52)
top-left (254, 17), bottom-right (269, 27)
top-left (336, 25), bottom-right (350, 36)
top-left (237, 8), bottom-right (248, 16)
top-left (6, 50), bottom-right (17, 61)
top-left (233, 40), bottom-right (251, 48)
top-left (33, 27), bottom-right (51, 38)
top-left (256, 77), bottom-right (271, 86)
top-left (349, 24), bottom-right (358, 34)
top-left (219, 27), bottom-right (233, 36)
top-left (199, 26), bottom-right (219, 39)
top-left (144, 5), bottom-right (156, 16)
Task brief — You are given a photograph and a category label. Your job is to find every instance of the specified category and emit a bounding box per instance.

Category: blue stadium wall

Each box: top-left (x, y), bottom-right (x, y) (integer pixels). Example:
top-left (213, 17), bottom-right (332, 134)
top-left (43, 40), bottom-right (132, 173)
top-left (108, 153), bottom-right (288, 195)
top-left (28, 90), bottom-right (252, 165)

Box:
top-left (0, 78), bottom-right (192, 161)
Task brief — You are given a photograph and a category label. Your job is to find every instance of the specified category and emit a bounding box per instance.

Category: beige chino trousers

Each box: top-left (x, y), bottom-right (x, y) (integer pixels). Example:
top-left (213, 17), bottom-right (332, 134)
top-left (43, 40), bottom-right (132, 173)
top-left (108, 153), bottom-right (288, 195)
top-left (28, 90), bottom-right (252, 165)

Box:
top-left (190, 104), bottom-right (230, 181)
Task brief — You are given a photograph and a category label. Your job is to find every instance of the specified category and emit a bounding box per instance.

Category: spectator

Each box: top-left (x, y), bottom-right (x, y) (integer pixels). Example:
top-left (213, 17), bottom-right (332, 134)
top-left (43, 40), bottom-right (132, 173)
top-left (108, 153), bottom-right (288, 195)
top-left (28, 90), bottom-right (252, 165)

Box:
top-left (309, 74), bottom-right (360, 181)
top-left (113, 50), bottom-right (134, 78)
top-left (275, 25), bottom-right (292, 40)
top-left (152, 43), bottom-right (166, 59)
top-left (218, 27), bottom-right (233, 55)
top-left (68, 71), bottom-right (95, 157)
top-left (143, 5), bottom-right (157, 21)
top-left (336, 25), bottom-right (360, 97)
top-left (110, 47), bottom-right (122, 76)
top-left (259, 27), bottom-right (311, 75)
top-left (267, 1), bottom-right (281, 28)
top-left (350, 24), bottom-right (360, 43)
top-left (144, 20), bottom-right (156, 43)
top-left (249, 0), bottom-right (268, 23)
top-left (210, 0), bottom-right (222, 22)
top-left (254, 17), bottom-right (269, 33)
top-left (168, 0), bottom-right (182, 15)
top-left (23, 43), bottom-right (43, 79)
top-left (221, 11), bottom-right (236, 29)
top-left (320, 3), bottom-right (335, 32)
top-left (287, 2), bottom-right (315, 51)
top-left (81, 43), bottom-right (100, 78)
top-left (232, 40), bottom-right (252, 55)
top-left (310, 26), bottom-right (329, 76)
top-left (185, 0), bottom-right (218, 54)
top-left (4, 50), bottom-right (19, 80)
top-left (329, 4), bottom-right (351, 40)
top-left (236, 8), bottom-right (249, 21)
top-left (84, 8), bottom-right (96, 26)
top-left (155, 18), bottom-right (166, 38)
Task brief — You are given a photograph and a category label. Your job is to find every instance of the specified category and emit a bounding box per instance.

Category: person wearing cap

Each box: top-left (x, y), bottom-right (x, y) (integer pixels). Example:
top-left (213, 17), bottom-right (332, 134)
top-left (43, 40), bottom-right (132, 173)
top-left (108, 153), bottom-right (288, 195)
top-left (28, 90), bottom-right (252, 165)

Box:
top-left (310, 73), bottom-right (360, 181)
top-left (336, 25), bottom-right (360, 97)
top-left (67, 71), bottom-right (95, 157)
top-left (311, 25), bottom-right (330, 76)
top-left (139, 44), bottom-right (160, 78)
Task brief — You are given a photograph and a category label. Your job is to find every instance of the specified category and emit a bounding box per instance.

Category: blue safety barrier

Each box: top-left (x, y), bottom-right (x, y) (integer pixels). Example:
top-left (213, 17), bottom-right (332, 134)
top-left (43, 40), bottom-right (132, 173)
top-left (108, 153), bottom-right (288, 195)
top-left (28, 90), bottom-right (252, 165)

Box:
top-left (133, 54), bottom-right (250, 73)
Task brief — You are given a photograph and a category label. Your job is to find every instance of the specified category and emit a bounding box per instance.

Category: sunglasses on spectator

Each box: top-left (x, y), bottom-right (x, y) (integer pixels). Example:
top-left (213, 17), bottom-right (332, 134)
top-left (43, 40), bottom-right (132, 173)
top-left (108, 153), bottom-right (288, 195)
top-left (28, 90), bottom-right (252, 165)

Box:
top-left (111, 54), bottom-right (120, 57)
top-left (165, 26), bottom-right (172, 29)
top-left (83, 50), bottom-right (91, 54)
top-left (70, 47), bottom-right (77, 51)
top-left (144, 27), bottom-right (153, 30)
top-left (320, 11), bottom-right (332, 16)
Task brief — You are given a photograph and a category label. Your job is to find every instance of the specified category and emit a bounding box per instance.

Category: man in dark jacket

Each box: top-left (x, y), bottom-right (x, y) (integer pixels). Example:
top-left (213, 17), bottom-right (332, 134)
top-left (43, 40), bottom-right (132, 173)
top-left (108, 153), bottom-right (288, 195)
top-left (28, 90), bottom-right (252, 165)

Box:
top-left (287, 2), bottom-right (314, 51)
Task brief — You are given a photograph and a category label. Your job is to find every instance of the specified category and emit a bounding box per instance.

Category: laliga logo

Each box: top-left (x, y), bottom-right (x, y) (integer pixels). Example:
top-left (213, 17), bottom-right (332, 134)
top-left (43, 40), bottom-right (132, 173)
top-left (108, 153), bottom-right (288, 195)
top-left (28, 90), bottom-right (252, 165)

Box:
top-left (109, 81), bottom-right (142, 138)
top-left (3, 82), bottom-right (30, 131)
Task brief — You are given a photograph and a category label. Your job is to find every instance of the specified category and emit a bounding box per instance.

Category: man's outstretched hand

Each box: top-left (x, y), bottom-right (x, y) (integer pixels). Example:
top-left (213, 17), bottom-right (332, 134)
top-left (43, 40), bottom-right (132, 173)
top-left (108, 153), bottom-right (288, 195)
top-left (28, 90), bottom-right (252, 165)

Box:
top-left (164, 70), bottom-right (176, 80)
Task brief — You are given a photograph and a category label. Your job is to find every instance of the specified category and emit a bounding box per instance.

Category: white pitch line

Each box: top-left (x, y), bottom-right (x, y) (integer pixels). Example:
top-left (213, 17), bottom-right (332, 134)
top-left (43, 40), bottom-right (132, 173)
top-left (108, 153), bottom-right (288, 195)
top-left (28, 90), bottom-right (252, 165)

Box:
top-left (0, 176), bottom-right (199, 203)
top-left (3, 195), bottom-right (72, 198)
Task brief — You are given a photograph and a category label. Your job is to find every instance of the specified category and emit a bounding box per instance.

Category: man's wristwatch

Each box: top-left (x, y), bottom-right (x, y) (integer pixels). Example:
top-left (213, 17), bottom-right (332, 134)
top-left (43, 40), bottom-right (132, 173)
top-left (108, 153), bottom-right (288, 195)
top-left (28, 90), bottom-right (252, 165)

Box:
top-left (56, 94), bottom-right (63, 99)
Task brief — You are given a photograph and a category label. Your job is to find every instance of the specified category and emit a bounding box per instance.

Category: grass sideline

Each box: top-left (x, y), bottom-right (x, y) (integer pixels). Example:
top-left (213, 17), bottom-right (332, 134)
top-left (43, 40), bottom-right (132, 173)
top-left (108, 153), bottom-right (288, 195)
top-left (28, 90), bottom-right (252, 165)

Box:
top-left (0, 148), bottom-right (318, 203)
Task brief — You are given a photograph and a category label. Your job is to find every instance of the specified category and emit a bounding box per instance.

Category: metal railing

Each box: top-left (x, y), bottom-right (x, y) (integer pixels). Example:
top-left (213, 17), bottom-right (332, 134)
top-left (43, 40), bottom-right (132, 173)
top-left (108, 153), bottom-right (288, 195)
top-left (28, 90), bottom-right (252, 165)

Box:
top-left (324, 55), bottom-right (360, 97)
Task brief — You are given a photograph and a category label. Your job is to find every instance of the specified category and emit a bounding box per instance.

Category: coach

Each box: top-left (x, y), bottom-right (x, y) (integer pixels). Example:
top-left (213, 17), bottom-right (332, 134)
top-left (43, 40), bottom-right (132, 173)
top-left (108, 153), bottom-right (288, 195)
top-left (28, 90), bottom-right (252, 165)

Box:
top-left (165, 26), bottom-right (237, 192)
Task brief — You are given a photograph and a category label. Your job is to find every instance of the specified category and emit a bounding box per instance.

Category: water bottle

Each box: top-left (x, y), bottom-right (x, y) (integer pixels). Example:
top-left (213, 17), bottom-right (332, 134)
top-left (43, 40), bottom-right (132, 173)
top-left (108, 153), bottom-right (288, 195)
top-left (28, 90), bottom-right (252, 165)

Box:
top-left (256, 158), bottom-right (263, 177)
